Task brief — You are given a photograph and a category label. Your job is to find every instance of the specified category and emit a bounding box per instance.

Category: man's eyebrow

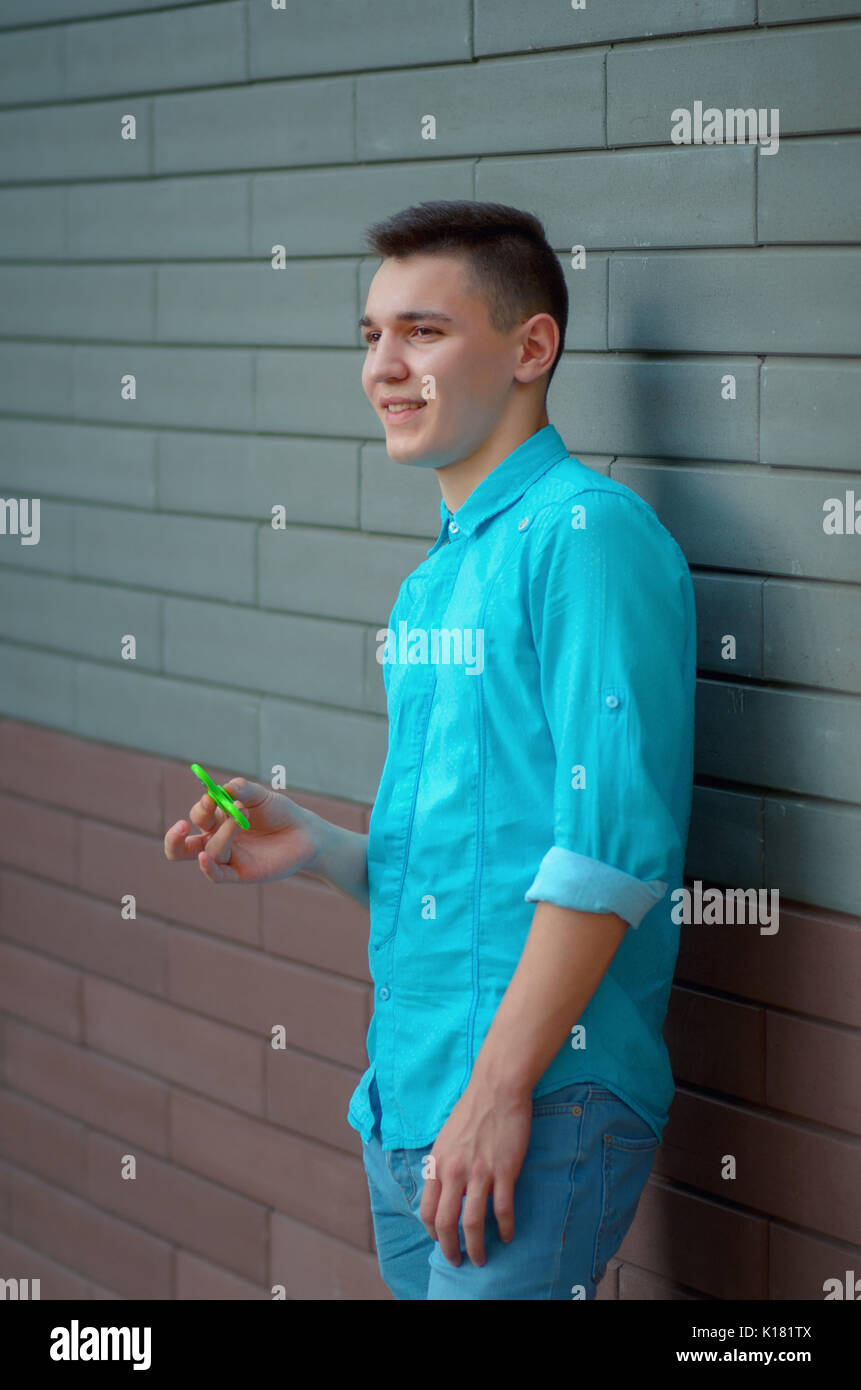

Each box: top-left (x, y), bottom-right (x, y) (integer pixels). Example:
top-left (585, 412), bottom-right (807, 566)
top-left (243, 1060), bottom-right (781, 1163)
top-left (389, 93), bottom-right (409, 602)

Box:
top-left (358, 310), bottom-right (455, 328)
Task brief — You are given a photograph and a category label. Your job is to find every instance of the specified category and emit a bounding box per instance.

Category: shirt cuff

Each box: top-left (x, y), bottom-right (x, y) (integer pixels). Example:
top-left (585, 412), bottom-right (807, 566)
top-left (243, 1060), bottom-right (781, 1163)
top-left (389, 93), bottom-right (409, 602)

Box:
top-left (524, 845), bottom-right (668, 929)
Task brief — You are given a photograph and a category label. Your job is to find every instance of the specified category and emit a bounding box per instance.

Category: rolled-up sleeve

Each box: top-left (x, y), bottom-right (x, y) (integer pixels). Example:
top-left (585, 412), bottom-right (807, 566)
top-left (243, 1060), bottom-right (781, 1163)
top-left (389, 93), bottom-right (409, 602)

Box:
top-left (523, 488), bottom-right (695, 929)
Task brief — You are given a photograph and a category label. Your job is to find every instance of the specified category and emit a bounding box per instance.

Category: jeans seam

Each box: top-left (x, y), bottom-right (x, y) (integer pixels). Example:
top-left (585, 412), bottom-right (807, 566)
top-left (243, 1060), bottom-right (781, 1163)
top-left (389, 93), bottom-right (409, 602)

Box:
top-left (549, 1106), bottom-right (586, 1296)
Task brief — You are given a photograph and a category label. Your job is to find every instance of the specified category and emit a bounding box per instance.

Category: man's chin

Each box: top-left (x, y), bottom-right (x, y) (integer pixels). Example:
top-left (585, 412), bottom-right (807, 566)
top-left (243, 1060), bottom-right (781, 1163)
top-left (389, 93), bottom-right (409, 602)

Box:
top-left (385, 435), bottom-right (438, 468)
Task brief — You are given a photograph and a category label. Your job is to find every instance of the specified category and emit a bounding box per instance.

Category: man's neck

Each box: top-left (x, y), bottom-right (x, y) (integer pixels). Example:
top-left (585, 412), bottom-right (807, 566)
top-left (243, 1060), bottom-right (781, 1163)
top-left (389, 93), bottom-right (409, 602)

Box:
top-left (436, 406), bottom-right (550, 514)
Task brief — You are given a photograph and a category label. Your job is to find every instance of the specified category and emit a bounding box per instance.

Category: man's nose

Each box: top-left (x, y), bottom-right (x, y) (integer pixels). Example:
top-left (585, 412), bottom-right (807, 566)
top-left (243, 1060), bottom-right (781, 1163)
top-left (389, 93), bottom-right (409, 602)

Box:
top-left (367, 334), bottom-right (410, 381)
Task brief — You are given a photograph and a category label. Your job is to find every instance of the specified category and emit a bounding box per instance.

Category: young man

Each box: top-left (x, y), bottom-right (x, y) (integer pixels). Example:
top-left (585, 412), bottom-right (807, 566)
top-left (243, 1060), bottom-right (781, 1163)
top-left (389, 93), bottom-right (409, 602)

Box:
top-left (165, 201), bottom-right (696, 1301)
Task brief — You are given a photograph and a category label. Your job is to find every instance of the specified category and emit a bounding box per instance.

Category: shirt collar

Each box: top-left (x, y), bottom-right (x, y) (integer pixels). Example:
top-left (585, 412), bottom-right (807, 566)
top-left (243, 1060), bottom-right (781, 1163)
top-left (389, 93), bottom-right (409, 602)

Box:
top-left (426, 423), bottom-right (569, 556)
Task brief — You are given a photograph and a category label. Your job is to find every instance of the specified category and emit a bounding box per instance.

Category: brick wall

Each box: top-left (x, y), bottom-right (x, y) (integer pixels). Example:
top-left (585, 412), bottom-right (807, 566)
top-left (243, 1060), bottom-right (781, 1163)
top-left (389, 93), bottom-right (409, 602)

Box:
top-left (0, 0), bottom-right (859, 1300)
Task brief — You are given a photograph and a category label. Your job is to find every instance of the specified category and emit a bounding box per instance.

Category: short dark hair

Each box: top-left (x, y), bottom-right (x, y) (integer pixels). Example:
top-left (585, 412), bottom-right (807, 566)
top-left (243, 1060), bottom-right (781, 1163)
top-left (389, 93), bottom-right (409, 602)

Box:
top-left (363, 200), bottom-right (568, 392)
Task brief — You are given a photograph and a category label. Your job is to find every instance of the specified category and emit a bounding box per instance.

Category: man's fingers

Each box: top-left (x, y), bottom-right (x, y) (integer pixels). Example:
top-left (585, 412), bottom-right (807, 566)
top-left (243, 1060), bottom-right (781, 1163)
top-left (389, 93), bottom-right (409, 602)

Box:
top-left (433, 1186), bottom-right (466, 1268)
top-left (461, 1177), bottom-right (492, 1267)
top-left (198, 848), bottom-right (240, 884)
top-left (203, 807), bottom-right (244, 865)
top-left (492, 1179), bottom-right (516, 1245)
top-left (419, 1174), bottom-right (441, 1242)
top-left (189, 792), bottom-right (224, 833)
top-left (164, 819), bottom-right (204, 861)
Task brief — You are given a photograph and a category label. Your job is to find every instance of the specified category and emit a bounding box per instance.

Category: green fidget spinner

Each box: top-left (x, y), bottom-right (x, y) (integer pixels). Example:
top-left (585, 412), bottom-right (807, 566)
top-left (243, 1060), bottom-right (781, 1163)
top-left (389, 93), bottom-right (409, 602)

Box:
top-left (190, 763), bottom-right (250, 830)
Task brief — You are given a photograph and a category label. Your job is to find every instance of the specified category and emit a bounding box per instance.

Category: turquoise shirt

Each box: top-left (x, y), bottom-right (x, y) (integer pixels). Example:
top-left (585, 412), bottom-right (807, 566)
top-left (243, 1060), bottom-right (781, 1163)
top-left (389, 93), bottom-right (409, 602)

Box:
top-left (347, 423), bottom-right (696, 1150)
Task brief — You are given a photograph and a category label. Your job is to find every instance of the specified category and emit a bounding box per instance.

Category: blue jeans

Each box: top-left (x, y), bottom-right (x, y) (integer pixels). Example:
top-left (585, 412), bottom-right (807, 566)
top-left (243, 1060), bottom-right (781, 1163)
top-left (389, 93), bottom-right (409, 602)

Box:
top-left (361, 1076), bottom-right (659, 1300)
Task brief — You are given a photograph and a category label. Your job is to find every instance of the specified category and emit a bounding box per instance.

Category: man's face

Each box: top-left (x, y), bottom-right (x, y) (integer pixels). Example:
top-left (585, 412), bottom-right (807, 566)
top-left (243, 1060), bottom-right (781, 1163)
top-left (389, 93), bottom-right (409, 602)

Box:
top-left (360, 251), bottom-right (524, 469)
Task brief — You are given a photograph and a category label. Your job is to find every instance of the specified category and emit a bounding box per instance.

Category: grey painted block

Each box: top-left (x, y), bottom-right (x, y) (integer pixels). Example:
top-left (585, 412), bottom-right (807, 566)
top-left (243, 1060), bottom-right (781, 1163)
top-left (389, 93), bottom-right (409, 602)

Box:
top-left (0, 644), bottom-right (74, 726)
top-left (609, 251), bottom-right (861, 354)
top-left (761, 361), bottom-right (861, 470)
top-left (758, 0), bottom-right (860, 21)
top-left (552, 358), bottom-right (759, 461)
top-left (0, 342), bottom-right (73, 417)
top-left (476, 147), bottom-right (756, 249)
top-left (64, 3), bottom-right (246, 99)
top-left (156, 260), bottom-right (358, 346)
top-left (693, 573), bottom-right (763, 678)
top-left (0, 186), bottom-right (66, 258)
top-left (255, 348), bottom-right (375, 437)
top-left (0, 25), bottom-right (63, 105)
top-left (72, 346), bottom-right (254, 431)
top-left (475, 0), bottom-right (754, 56)
top-left (363, 623), bottom-right (388, 716)
top-left (764, 579), bottom-right (861, 695)
top-left (0, 265), bottom-right (155, 341)
top-left (359, 441), bottom-right (443, 538)
top-left (73, 505), bottom-right (257, 605)
top-left (758, 137), bottom-right (861, 243)
top-left (75, 661), bottom-right (260, 770)
top-left (69, 175), bottom-right (249, 260)
top-left (0, 0), bottom-right (209, 22)
top-left (164, 597), bottom-right (365, 710)
top-left (158, 432), bottom-right (359, 529)
top-left (562, 253), bottom-right (609, 351)
top-left (685, 785), bottom-right (763, 888)
top-left (249, 0), bottom-right (471, 77)
top-left (614, 462), bottom-right (861, 582)
top-left (0, 571), bottom-right (160, 668)
top-left (252, 159), bottom-right (474, 258)
top-left (258, 524), bottom-right (427, 624)
top-left (358, 249), bottom-right (609, 354)
top-left (695, 679), bottom-right (861, 802)
top-left (608, 25), bottom-right (861, 145)
top-left (153, 78), bottom-right (353, 175)
top-left (0, 420), bottom-right (157, 507)
top-left (569, 453), bottom-right (614, 477)
top-left (0, 499), bottom-right (74, 576)
top-left (356, 52), bottom-right (605, 161)
top-left (764, 796), bottom-right (861, 917)
top-left (0, 99), bottom-right (152, 182)
top-left (261, 695), bottom-right (387, 804)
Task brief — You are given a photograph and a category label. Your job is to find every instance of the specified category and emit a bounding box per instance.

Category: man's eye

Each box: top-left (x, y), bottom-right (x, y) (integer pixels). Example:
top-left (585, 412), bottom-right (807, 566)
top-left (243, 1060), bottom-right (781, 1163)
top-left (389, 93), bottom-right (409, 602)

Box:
top-left (363, 327), bottom-right (438, 344)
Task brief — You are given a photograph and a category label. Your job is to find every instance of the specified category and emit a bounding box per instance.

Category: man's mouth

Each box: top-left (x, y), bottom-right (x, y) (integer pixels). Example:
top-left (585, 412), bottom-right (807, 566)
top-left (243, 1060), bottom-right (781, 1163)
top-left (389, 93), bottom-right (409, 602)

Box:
top-left (384, 401), bottom-right (426, 414)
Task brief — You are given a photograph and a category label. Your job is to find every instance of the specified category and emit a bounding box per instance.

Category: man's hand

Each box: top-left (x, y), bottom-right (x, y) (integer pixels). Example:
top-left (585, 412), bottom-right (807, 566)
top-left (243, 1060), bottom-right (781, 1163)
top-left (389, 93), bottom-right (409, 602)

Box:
top-left (163, 777), bottom-right (320, 885)
top-left (419, 1081), bottom-right (533, 1268)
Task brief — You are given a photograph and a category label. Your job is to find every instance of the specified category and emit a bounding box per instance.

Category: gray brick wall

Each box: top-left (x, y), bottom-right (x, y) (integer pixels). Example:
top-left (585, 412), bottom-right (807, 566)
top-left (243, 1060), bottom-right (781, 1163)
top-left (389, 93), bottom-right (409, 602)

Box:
top-left (0, 0), bottom-right (859, 926)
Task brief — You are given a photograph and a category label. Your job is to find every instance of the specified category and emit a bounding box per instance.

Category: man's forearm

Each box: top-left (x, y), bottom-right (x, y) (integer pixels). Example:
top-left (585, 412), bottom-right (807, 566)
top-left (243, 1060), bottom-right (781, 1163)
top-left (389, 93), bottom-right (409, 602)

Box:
top-left (469, 899), bottom-right (629, 1099)
top-left (303, 812), bottom-right (369, 908)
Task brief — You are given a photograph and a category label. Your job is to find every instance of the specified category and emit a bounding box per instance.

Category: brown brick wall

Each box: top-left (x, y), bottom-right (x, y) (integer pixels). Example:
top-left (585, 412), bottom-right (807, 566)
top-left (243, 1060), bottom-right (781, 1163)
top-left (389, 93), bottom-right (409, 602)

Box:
top-left (0, 716), bottom-right (858, 1300)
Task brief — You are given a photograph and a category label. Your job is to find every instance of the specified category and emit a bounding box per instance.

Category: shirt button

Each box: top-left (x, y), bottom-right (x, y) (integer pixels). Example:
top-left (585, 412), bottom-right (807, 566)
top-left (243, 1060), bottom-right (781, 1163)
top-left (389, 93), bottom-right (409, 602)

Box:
top-left (517, 516), bottom-right (530, 531)
top-left (379, 985), bottom-right (391, 1001)
top-left (605, 694), bottom-right (619, 709)
top-left (448, 520), bottom-right (459, 534)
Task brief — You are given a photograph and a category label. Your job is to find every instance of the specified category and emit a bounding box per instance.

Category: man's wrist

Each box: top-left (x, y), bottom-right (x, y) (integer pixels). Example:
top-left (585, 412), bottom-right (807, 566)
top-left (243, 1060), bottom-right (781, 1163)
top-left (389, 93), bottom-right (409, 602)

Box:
top-left (468, 1050), bottom-right (537, 1104)
top-left (301, 808), bottom-right (336, 884)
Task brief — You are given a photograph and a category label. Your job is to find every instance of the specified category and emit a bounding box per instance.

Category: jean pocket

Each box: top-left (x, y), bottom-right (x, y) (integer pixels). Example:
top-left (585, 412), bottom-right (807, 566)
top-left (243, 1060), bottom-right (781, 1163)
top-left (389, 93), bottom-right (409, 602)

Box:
top-left (591, 1129), bottom-right (659, 1284)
